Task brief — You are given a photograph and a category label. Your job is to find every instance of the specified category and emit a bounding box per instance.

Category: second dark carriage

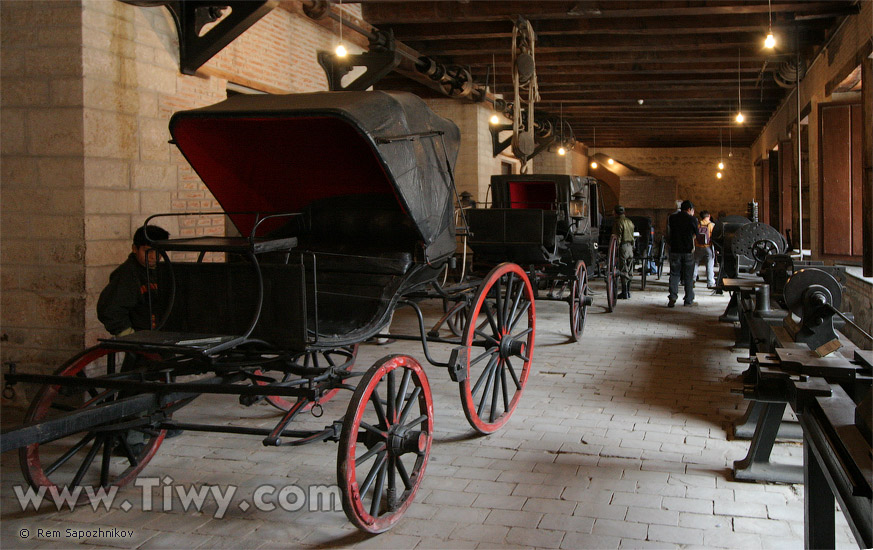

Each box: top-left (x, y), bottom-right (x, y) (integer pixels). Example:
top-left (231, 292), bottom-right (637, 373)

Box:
top-left (465, 174), bottom-right (600, 341)
top-left (2, 91), bottom-right (537, 535)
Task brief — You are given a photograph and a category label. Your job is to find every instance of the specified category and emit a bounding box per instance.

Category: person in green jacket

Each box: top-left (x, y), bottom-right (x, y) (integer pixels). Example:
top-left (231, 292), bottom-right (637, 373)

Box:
top-left (612, 205), bottom-right (635, 299)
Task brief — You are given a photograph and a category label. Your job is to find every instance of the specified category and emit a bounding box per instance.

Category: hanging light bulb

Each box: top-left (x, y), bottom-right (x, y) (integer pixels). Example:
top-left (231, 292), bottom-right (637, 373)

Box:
top-left (717, 128), bottom-right (725, 170)
top-left (590, 127), bottom-right (597, 169)
top-left (335, 1), bottom-right (347, 57)
top-left (735, 49), bottom-right (744, 124)
top-left (489, 55), bottom-right (500, 125)
top-left (718, 161), bottom-right (725, 170)
top-left (558, 146), bottom-right (566, 156)
top-left (607, 158), bottom-right (614, 165)
top-left (716, 172), bottom-right (723, 179)
top-left (764, 0), bottom-right (776, 48)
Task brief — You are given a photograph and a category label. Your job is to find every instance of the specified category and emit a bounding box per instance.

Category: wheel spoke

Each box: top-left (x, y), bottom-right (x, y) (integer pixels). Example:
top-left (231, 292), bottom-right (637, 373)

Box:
top-left (386, 370), bottom-right (396, 425)
top-left (359, 421), bottom-right (388, 439)
top-left (369, 389), bottom-right (387, 429)
top-left (470, 346), bottom-right (498, 367)
top-left (508, 302), bottom-right (532, 332)
top-left (477, 359), bottom-right (498, 417)
top-left (482, 301), bottom-right (500, 338)
top-left (359, 451), bottom-right (386, 497)
top-left (396, 387), bottom-right (422, 427)
top-left (71, 434), bottom-right (104, 488)
top-left (394, 369), bottom-right (411, 415)
top-left (506, 277), bottom-right (525, 331)
top-left (494, 275), bottom-right (505, 329)
top-left (502, 273), bottom-right (515, 328)
top-left (45, 433), bottom-right (95, 476)
top-left (396, 456), bottom-right (412, 490)
top-left (370, 456), bottom-right (389, 517)
top-left (505, 357), bottom-right (522, 390)
top-left (398, 414), bottom-right (428, 432)
top-left (501, 367), bottom-right (510, 411)
top-left (471, 354), bottom-right (499, 397)
top-left (473, 330), bottom-right (498, 347)
top-left (489, 359), bottom-right (501, 422)
top-left (100, 435), bottom-right (113, 488)
top-left (355, 441), bottom-right (387, 467)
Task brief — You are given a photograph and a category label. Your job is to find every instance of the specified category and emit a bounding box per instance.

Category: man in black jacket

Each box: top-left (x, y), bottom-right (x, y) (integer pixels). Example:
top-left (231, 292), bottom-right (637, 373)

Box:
top-left (666, 200), bottom-right (698, 307)
top-left (97, 225), bottom-right (169, 336)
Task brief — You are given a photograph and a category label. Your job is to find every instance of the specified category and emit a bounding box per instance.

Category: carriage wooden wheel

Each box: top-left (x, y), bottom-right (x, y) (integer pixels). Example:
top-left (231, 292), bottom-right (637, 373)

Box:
top-left (337, 355), bottom-right (433, 534)
top-left (460, 263), bottom-right (535, 434)
top-left (20, 346), bottom-right (167, 495)
top-left (569, 260), bottom-right (588, 341)
top-left (606, 234), bottom-right (620, 312)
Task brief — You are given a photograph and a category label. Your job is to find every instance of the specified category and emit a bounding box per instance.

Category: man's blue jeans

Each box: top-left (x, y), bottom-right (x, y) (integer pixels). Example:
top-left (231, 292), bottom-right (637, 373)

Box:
top-left (668, 252), bottom-right (695, 304)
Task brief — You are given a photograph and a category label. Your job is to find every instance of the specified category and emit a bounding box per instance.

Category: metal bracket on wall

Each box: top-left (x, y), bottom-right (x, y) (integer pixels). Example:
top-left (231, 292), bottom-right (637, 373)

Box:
top-left (121, 1), bottom-right (279, 75)
top-left (490, 123), bottom-right (513, 157)
top-left (318, 49), bottom-right (402, 92)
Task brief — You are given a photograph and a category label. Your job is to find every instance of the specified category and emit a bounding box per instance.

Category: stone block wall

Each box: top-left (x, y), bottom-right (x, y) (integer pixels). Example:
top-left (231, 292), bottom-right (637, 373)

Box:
top-left (423, 99), bottom-right (515, 205)
top-left (1, 0), bottom-right (88, 386)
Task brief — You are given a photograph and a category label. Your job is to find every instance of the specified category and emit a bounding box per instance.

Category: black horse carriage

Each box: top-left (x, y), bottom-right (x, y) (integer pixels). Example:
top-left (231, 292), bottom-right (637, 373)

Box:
top-left (465, 174), bottom-right (599, 341)
top-left (1, 91), bottom-right (536, 534)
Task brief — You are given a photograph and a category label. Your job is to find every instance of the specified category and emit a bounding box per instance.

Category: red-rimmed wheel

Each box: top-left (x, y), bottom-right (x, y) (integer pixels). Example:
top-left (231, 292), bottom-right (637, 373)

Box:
top-left (606, 234), bottom-right (619, 313)
top-left (20, 346), bottom-right (166, 494)
top-left (569, 260), bottom-right (588, 342)
top-left (338, 355), bottom-right (433, 534)
top-left (256, 345), bottom-right (358, 412)
top-left (460, 263), bottom-right (535, 434)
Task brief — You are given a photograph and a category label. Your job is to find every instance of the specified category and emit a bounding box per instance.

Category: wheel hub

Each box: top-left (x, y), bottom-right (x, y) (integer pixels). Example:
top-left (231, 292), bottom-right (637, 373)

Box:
top-left (388, 429), bottom-right (426, 455)
top-left (498, 334), bottom-right (525, 359)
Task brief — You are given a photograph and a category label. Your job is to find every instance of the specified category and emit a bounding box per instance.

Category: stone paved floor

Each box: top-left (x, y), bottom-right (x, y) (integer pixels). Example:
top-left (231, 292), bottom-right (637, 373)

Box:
top-left (0, 274), bottom-right (858, 549)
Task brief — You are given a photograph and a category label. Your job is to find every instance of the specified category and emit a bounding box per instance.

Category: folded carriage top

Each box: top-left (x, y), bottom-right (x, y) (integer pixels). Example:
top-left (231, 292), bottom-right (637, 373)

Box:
top-left (169, 91), bottom-right (461, 262)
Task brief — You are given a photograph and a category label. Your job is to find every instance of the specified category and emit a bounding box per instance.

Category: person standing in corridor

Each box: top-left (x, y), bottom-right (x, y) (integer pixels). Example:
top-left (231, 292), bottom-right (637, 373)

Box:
top-left (666, 200), bottom-right (698, 307)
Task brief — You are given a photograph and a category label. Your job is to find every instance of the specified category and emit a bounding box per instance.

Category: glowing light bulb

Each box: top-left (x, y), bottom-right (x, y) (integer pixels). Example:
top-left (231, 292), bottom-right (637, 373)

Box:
top-left (590, 161), bottom-right (598, 169)
top-left (736, 112), bottom-right (745, 124)
top-left (335, 44), bottom-right (347, 57)
top-left (607, 158), bottom-right (614, 165)
top-left (716, 172), bottom-right (723, 179)
top-left (718, 161), bottom-right (725, 170)
top-left (765, 32), bottom-right (776, 49)
top-left (558, 146), bottom-right (566, 156)
top-left (490, 113), bottom-right (500, 125)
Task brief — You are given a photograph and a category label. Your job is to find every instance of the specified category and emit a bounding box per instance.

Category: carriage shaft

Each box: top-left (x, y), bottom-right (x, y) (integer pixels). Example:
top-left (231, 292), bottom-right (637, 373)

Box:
top-left (4, 372), bottom-right (314, 398)
top-left (0, 392), bottom-right (176, 453)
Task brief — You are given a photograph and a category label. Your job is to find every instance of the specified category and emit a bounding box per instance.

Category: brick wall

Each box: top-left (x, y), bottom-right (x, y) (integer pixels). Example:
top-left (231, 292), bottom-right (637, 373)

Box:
top-left (1, 0), bottom-right (87, 393)
top-left (599, 147), bottom-right (754, 220)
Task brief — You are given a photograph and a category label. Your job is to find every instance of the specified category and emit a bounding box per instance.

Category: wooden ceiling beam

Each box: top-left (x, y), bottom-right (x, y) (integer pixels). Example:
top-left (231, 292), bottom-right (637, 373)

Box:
top-left (385, 15), bottom-right (832, 42)
top-left (362, 1), bottom-right (846, 24)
